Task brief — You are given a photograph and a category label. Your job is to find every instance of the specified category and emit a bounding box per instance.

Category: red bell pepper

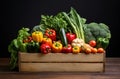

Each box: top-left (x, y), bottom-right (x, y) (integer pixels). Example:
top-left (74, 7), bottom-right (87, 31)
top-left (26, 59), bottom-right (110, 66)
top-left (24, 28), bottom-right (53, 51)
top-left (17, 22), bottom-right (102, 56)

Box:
top-left (62, 44), bottom-right (72, 53)
top-left (44, 29), bottom-right (56, 41)
top-left (66, 33), bottom-right (76, 44)
top-left (40, 43), bottom-right (51, 54)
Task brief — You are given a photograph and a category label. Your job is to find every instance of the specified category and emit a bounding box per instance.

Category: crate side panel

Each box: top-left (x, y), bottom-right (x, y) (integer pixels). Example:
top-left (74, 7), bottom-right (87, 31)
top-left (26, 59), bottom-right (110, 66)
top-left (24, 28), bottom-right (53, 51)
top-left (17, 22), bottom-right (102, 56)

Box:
top-left (19, 53), bottom-right (105, 63)
top-left (19, 63), bottom-right (104, 72)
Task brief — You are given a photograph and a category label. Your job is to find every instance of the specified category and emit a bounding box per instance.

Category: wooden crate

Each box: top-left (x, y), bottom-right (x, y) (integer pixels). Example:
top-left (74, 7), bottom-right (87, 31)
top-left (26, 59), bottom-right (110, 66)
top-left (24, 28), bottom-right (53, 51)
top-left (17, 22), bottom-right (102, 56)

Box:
top-left (18, 52), bottom-right (105, 72)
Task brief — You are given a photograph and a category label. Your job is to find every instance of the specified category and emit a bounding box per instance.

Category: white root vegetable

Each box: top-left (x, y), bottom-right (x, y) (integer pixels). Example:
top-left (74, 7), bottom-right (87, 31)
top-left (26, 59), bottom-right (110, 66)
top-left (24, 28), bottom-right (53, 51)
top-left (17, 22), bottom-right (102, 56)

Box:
top-left (71, 38), bottom-right (85, 47)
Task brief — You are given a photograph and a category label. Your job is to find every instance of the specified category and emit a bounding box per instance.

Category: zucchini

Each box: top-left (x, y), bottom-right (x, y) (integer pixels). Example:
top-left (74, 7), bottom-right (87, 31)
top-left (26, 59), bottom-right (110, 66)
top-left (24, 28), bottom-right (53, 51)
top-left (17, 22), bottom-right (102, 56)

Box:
top-left (59, 28), bottom-right (68, 46)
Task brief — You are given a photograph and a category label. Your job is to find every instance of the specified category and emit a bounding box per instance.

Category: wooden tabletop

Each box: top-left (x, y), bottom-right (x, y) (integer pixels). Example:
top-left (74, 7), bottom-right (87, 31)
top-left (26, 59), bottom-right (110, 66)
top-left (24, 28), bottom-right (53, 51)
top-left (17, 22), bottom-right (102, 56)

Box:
top-left (0, 58), bottom-right (120, 79)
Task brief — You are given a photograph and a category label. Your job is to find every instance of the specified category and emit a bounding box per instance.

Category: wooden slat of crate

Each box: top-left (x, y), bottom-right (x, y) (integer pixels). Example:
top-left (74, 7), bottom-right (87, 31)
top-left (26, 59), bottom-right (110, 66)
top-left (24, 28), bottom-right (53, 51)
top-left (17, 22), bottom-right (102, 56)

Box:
top-left (19, 63), bottom-right (104, 72)
top-left (18, 53), bottom-right (105, 72)
top-left (19, 52), bottom-right (105, 63)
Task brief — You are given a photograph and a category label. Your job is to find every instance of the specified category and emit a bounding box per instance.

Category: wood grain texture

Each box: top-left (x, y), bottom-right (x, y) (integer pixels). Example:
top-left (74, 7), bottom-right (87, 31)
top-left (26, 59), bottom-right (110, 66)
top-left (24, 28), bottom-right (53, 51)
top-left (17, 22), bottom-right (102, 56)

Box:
top-left (18, 53), bottom-right (105, 72)
top-left (19, 63), bottom-right (104, 72)
top-left (19, 52), bottom-right (105, 63)
top-left (0, 58), bottom-right (120, 79)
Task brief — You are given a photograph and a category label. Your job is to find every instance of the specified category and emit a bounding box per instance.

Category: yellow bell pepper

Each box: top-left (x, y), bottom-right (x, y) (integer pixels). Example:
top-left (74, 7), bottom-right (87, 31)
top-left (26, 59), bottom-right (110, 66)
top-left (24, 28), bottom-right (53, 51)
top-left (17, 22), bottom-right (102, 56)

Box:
top-left (52, 41), bottom-right (63, 53)
top-left (32, 31), bottom-right (43, 42)
top-left (72, 46), bottom-right (80, 54)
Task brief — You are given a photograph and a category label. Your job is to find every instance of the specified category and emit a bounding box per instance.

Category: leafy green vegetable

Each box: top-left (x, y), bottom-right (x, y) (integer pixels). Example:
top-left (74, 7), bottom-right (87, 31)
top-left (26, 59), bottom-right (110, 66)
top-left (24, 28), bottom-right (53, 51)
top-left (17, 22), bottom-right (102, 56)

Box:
top-left (40, 13), bottom-right (68, 32)
top-left (84, 22), bottom-right (111, 49)
top-left (31, 25), bottom-right (46, 34)
top-left (32, 12), bottom-right (68, 46)
top-left (8, 27), bottom-right (30, 69)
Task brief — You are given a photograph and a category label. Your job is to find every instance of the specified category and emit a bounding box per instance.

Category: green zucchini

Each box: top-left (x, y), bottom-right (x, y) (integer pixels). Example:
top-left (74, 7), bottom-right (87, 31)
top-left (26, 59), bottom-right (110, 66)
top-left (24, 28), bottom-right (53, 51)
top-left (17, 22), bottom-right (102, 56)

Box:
top-left (59, 28), bottom-right (68, 46)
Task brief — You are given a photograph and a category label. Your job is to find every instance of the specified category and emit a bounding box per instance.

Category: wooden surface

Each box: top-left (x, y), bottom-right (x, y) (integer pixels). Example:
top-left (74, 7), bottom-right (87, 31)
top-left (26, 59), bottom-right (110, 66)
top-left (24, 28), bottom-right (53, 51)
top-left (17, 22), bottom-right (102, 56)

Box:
top-left (19, 63), bottom-right (104, 72)
top-left (19, 53), bottom-right (105, 72)
top-left (0, 58), bottom-right (120, 79)
top-left (19, 53), bottom-right (105, 62)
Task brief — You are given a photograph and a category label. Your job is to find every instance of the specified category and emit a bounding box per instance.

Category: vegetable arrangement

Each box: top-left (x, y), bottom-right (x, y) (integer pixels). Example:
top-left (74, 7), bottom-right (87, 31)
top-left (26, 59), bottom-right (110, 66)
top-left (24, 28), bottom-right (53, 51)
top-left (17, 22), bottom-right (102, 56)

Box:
top-left (8, 7), bottom-right (111, 69)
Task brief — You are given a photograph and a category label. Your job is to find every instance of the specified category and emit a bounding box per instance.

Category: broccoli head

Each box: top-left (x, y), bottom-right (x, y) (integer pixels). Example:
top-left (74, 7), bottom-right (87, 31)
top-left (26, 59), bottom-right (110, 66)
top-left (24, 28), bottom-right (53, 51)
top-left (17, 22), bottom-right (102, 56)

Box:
top-left (84, 22), bottom-right (111, 49)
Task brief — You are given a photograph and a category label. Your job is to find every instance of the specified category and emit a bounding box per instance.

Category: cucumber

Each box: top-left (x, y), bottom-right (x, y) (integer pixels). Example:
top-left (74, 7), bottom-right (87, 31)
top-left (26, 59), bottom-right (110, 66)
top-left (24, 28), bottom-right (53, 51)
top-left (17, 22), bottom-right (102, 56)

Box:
top-left (59, 28), bottom-right (68, 46)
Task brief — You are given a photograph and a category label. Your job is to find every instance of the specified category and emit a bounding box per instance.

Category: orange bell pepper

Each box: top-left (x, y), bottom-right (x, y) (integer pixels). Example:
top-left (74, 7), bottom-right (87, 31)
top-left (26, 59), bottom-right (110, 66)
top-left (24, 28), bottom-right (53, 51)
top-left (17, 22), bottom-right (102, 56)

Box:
top-left (52, 41), bottom-right (63, 53)
top-left (42, 38), bottom-right (52, 47)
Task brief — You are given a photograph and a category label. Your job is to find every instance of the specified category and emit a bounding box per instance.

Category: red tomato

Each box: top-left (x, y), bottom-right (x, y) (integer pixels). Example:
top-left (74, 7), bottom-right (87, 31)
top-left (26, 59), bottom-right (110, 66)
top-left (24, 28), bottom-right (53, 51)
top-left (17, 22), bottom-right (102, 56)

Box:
top-left (89, 40), bottom-right (96, 47)
top-left (97, 48), bottom-right (105, 53)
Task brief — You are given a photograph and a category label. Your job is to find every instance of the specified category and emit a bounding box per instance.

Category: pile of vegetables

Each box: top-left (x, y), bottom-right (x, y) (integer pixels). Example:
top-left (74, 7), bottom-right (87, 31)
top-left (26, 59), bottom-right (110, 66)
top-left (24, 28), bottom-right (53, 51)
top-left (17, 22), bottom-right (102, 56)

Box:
top-left (8, 7), bottom-right (111, 69)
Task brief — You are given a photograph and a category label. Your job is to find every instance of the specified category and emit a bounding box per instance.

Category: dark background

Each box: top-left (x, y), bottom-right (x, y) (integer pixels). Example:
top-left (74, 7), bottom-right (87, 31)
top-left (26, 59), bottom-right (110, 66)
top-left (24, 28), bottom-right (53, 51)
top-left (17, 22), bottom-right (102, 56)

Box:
top-left (1, 0), bottom-right (120, 57)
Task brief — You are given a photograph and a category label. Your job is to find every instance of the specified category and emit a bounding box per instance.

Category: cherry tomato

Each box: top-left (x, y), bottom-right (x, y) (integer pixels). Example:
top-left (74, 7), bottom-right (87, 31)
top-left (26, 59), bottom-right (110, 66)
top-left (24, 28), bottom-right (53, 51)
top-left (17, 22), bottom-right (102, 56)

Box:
top-left (89, 40), bottom-right (96, 47)
top-left (91, 48), bottom-right (97, 53)
top-left (85, 48), bottom-right (91, 54)
top-left (97, 48), bottom-right (105, 53)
